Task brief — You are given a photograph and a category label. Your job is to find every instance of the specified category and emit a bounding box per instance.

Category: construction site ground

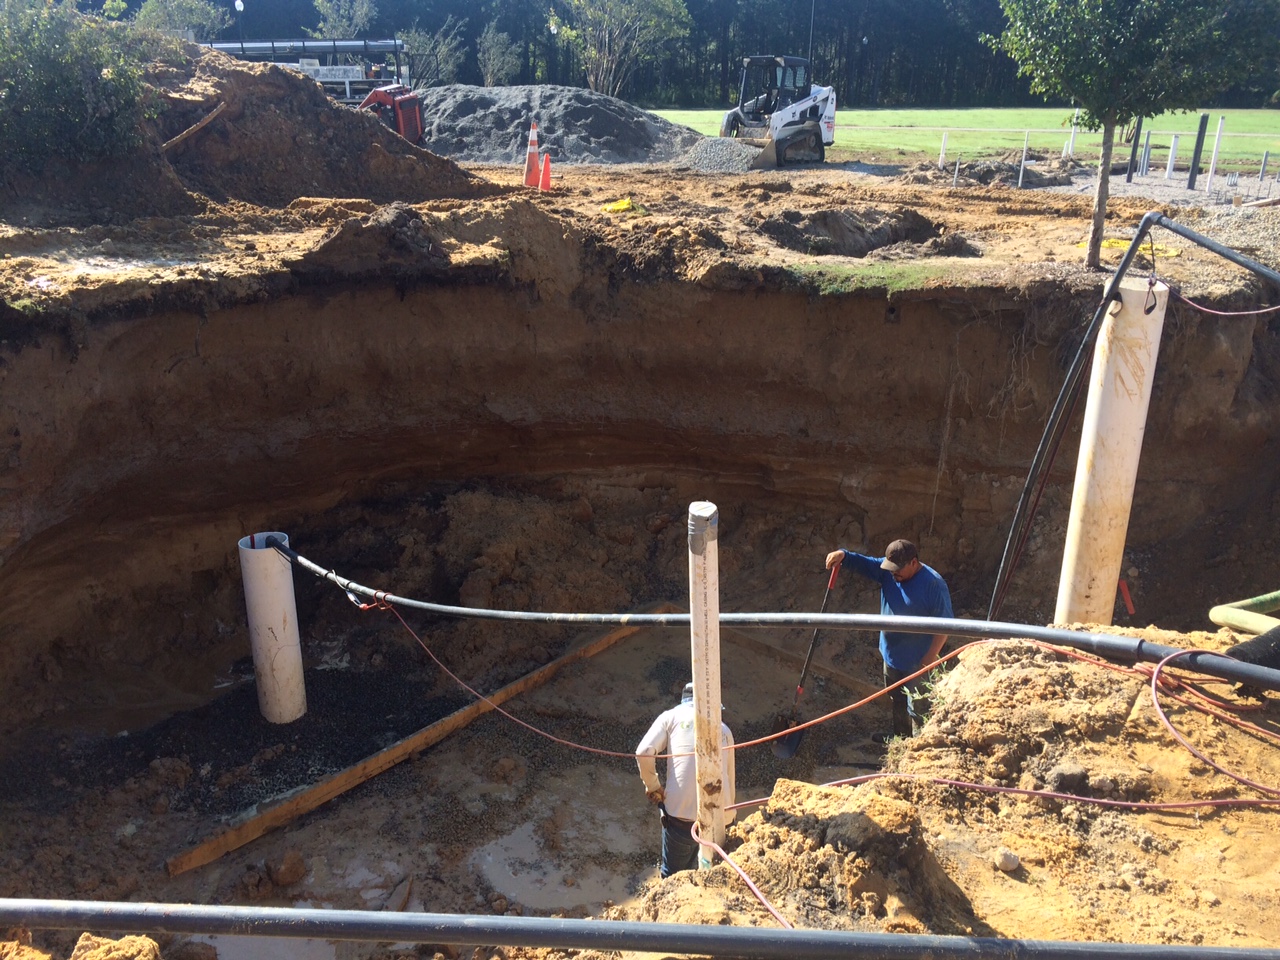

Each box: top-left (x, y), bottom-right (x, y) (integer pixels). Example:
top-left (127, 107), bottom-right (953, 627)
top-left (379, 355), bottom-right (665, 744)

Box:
top-left (2, 48), bottom-right (1280, 960)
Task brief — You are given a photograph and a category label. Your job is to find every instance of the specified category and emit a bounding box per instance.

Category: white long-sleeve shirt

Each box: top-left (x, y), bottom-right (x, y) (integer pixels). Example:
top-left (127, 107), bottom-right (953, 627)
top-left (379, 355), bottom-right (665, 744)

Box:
top-left (635, 698), bottom-right (735, 823)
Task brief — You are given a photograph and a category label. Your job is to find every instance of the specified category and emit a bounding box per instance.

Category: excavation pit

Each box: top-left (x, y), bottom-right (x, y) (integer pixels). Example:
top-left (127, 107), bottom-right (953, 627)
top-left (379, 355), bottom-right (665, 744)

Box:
top-left (2, 66), bottom-right (1280, 950)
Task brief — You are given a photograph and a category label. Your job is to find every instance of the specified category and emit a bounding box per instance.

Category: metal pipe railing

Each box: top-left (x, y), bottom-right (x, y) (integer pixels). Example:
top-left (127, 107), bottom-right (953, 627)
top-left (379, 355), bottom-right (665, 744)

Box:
top-left (4, 900), bottom-right (1280, 960)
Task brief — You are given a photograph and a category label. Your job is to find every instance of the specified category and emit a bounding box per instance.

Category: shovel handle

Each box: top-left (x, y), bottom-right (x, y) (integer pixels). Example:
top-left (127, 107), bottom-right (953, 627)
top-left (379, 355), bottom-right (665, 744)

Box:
top-left (791, 564), bottom-right (840, 709)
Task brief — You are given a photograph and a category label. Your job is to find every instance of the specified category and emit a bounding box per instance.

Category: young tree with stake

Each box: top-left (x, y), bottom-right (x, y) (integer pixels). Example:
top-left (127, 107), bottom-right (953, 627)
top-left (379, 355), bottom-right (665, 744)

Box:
top-left (992, 0), bottom-right (1279, 268)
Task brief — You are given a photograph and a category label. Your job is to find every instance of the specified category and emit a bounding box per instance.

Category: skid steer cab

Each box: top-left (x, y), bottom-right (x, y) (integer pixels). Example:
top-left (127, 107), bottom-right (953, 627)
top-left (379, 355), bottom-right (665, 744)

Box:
top-left (719, 55), bottom-right (835, 169)
top-left (357, 84), bottom-right (424, 145)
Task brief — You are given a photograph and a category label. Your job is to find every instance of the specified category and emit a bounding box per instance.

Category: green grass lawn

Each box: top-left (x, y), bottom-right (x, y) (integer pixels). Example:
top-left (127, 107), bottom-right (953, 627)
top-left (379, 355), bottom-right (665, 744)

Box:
top-left (653, 107), bottom-right (1280, 170)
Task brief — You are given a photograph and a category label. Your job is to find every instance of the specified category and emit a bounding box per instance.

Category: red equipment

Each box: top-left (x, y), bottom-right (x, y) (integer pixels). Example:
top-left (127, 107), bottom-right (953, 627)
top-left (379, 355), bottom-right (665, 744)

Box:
top-left (357, 84), bottom-right (424, 145)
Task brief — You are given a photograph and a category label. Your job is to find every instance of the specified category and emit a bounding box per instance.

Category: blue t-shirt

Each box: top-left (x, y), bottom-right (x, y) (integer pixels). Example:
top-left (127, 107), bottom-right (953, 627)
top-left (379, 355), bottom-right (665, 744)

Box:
top-left (839, 550), bottom-right (953, 671)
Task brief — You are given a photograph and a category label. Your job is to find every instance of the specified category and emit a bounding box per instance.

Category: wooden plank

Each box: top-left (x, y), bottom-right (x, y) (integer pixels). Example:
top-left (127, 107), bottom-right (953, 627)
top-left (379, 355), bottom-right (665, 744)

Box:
top-left (166, 603), bottom-right (677, 877)
top-left (1242, 195), bottom-right (1280, 208)
top-left (162, 102), bottom-right (226, 153)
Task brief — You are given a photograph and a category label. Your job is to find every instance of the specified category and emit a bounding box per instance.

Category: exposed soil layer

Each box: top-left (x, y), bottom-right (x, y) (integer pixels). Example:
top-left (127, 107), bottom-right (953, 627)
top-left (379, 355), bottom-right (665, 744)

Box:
top-left (3, 49), bottom-right (1280, 959)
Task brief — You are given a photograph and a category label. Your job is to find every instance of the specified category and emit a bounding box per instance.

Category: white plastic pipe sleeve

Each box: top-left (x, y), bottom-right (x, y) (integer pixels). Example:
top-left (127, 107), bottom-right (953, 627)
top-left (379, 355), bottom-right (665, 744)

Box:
top-left (238, 532), bottom-right (307, 723)
top-left (1055, 278), bottom-right (1169, 625)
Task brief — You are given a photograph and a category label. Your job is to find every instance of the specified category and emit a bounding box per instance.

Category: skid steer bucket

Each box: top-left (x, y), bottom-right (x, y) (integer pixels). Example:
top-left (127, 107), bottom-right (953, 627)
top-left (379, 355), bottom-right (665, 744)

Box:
top-left (750, 138), bottom-right (779, 170)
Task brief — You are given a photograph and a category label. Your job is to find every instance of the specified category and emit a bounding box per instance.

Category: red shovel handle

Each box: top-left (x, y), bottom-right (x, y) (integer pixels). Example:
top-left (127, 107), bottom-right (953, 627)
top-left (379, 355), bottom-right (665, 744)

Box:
top-left (827, 562), bottom-right (840, 591)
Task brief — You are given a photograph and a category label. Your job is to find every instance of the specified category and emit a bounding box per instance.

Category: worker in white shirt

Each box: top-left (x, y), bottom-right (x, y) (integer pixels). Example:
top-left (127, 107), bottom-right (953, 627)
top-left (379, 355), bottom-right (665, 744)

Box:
top-left (635, 682), bottom-right (736, 877)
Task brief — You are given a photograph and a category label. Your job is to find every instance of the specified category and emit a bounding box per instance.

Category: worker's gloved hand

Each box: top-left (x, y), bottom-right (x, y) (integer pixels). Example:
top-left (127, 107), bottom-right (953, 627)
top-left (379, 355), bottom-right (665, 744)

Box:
top-left (646, 787), bottom-right (665, 805)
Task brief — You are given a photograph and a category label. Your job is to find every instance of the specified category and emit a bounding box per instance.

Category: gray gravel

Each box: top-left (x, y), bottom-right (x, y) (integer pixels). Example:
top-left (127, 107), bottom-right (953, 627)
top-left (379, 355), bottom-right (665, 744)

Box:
top-left (671, 136), bottom-right (761, 173)
top-left (415, 84), bottom-right (702, 164)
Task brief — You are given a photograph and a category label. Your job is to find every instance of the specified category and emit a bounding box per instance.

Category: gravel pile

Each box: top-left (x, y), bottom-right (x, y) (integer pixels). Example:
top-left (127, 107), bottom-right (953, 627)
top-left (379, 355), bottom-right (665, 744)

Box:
top-left (672, 136), bottom-right (761, 173)
top-left (415, 84), bottom-right (703, 164)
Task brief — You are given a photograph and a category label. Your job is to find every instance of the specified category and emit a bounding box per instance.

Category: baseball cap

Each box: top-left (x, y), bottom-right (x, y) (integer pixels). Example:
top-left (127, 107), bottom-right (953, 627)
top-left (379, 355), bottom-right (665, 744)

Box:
top-left (880, 539), bottom-right (918, 573)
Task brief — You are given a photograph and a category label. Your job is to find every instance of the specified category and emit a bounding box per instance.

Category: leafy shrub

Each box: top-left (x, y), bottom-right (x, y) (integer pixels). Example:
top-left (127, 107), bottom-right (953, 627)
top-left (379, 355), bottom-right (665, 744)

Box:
top-left (132, 0), bottom-right (229, 40)
top-left (0, 0), bottom-right (149, 175)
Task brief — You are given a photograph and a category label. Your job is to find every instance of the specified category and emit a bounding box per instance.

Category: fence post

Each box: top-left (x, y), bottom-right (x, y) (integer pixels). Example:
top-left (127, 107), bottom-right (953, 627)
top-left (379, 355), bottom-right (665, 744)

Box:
top-left (1187, 112), bottom-right (1210, 190)
top-left (1204, 116), bottom-right (1225, 196)
top-left (1125, 117), bottom-right (1143, 183)
top-left (1165, 134), bottom-right (1179, 179)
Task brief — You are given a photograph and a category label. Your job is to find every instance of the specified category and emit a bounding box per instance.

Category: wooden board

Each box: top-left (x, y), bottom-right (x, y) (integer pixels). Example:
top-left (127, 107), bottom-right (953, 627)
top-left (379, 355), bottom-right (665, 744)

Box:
top-left (166, 603), bottom-right (677, 877)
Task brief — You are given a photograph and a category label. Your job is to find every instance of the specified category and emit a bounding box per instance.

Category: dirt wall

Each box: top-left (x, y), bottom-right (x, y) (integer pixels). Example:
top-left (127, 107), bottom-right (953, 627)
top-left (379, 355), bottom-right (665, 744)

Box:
top-left (1, 224), bottom-right (1278, 741)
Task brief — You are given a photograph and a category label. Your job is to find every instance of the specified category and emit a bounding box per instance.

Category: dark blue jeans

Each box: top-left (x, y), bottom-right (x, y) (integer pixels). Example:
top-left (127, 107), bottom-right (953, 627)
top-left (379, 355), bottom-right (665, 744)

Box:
top-left (884, 663), bottom-right (931, 737)
top-left (660, 811), bottom-right (699, 878)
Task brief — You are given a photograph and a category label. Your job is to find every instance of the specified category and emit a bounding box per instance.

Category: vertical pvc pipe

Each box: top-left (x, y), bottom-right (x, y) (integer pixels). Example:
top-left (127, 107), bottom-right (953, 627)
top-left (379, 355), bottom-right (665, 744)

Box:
top-left (1068, 108), bottom-right (1078, 156)
top-left (1260, 151), bottom-right (1270, 182)
top-left (1165, 134), bottom-right (1179, 179)
top-left (938, 132), bottom-right (947, 170)
top-left (1055, 278), bottom-right (1169, 625)
top-left (1204, 116), bottom-right (1225, 195)
top-left (686, 502), bottom-right (724, 870)
top-left (1140, 129), bottom-right (1152, 176)
top-left (1017, 132), bottom-right (1029, 188)
top-left (238, 532), bottom-right (307, 723)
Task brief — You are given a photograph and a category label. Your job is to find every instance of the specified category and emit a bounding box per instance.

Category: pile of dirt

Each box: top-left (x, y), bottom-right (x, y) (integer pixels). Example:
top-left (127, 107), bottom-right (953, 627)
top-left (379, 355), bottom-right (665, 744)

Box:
top-left (898, 156), bottom-right (1081, 189)
top-left (416, 84), bottom-right (704, 164)
top-left (603, 634), bottom-right (1280, 946)
top-left (0, 46), bottom-right (498, 227)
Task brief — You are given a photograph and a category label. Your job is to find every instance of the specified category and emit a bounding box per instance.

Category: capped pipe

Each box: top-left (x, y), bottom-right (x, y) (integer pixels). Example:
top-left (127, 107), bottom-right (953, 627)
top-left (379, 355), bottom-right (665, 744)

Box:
top-left (1055, 277), bottom-right (1169, 625)
top-left (238, 532), bottom-right (307, 723)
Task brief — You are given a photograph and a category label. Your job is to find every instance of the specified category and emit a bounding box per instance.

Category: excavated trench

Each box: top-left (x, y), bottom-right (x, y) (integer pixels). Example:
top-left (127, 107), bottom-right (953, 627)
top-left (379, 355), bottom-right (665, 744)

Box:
top-left (2, 225), bottom-right (1278, 761)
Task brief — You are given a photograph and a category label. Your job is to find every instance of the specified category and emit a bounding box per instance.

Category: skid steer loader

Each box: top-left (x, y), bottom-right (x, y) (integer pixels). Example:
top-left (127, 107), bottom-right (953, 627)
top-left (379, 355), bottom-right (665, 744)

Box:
top-left (719, 55), bottom-right (836, 169)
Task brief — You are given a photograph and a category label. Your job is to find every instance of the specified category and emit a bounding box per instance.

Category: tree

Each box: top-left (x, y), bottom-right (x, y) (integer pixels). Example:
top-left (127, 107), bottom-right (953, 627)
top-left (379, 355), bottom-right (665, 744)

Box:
top-left (402, 16), bottom-right (466, 87)
top-left (0, 0), bottom-right (148, 176)
top-left (477, 19), bottom-right (520, 85)
top-left (993, 0), bottom-right (1280, 268)
top-left (560, 0), bottom-right (692, 97)
top-left (132, 0), bottom-right (229, 39)
top-left (308, 0), bottom-right (377, 37)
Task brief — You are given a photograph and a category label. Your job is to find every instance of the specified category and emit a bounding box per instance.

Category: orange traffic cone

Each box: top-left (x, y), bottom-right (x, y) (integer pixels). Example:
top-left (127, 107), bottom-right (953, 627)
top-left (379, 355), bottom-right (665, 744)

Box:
top-left (523, 122), bottom-right (540, 187)
top-left (539, 153), bottom-right (552, 192)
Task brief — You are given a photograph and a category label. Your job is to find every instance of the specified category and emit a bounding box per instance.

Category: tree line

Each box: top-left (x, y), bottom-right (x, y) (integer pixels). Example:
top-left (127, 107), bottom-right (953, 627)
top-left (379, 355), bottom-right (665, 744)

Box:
top-left (143, 0), bottom-right (1280, 109)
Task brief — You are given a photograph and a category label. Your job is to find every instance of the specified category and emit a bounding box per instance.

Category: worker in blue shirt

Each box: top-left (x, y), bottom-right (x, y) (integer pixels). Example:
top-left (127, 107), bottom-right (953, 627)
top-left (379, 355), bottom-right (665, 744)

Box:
top-left (824, 539), bottom-right (952, 739)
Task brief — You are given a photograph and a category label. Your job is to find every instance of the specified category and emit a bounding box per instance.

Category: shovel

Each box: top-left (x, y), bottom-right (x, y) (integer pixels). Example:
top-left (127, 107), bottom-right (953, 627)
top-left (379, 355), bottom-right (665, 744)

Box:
top-left (770, 563), bottom-right (840, 759)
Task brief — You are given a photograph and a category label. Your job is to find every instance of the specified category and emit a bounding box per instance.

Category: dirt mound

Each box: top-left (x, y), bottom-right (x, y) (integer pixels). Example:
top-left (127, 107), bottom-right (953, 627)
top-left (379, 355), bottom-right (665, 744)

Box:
top-left (0, 46), bottom-right (498, 227)
top-left (415, 84), bottom-right (704, 164)
top-left (608, 635), bottom-right (1280, 945)
top-left (899, 156), bottom-right (1080, 189)
top-left (155, 50), bottom-right (495, 207)
top-left (753, 206), bottom-right (943, 257)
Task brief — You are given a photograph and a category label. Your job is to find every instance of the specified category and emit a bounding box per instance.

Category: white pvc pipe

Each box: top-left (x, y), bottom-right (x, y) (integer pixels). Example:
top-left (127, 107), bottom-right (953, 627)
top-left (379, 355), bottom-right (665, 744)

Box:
top-left (1017, 131), bottom-right (1030, 188)
top-left (938, 132), bottom-right (947, 169)
top-left (1068, 109), bottom-right (1078, 155)
top-left (1165, 134), bottom-right (1179, 179)
top-left (238, 532), bottom-right (307, 723)
top-left (1204, 116), bottom-right (1224, 194)
top-left (686, 502), bottom-right (724, 869)
top-left (1055, 278), bottom-right (1169, 625)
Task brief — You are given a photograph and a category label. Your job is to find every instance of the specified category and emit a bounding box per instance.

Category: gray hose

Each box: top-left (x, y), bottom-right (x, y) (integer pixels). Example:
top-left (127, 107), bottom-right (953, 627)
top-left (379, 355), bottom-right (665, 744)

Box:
top-left (271, 539), bottom-right (1280, 693)
top-left (4, 899), bottom-right (1280, 959)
